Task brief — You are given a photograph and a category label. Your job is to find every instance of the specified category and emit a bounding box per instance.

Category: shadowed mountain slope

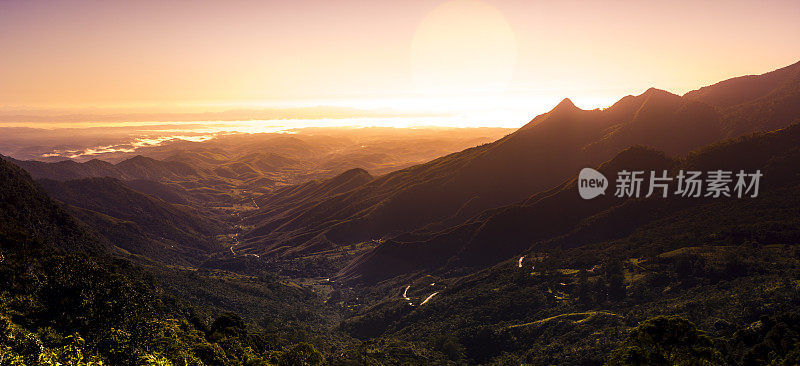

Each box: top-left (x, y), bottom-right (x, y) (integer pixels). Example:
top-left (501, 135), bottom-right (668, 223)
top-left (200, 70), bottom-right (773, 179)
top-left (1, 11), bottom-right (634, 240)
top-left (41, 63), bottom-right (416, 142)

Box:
top-left (241, 62), bottom-right (800, 257)
top-left (0, 157), bottom-right (106, 253)
top-left (254, 167), bottom-right (373, 210)
top-left (583, 88), bottom-right (722, 156)
top-left (338, 122), bottom-right (800, 284)
top-left (37, 177), bottom-right (224, 261)
top-left (121, 179), bottom-right (192, 204)
top-left (683, 61), bottom-right (800, 109)
top-left (684, 60), bottom-right (800, 136)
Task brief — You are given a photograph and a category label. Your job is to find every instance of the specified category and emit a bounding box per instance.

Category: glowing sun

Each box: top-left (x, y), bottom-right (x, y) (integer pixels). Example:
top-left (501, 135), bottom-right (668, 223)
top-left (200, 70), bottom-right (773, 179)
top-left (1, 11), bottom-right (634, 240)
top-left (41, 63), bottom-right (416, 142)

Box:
top-left (411, 0), bottom-right (518, 96)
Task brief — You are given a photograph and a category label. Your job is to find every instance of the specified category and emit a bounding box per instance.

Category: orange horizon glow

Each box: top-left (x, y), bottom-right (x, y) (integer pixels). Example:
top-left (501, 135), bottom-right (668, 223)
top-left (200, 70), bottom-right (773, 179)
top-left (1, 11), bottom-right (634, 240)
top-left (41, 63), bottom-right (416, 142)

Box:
top-left (1, 0), bottom-right (799, 129)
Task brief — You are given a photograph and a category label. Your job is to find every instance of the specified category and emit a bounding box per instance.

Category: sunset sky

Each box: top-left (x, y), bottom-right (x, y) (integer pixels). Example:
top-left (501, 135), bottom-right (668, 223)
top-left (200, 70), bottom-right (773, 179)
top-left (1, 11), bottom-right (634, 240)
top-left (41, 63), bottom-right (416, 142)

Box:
top-left (1, 0), bottom-right (799, 127)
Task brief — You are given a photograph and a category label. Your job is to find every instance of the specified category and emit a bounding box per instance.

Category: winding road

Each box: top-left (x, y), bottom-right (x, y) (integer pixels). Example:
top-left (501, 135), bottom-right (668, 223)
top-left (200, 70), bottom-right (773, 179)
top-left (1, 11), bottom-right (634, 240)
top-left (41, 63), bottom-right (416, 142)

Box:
top-left (420, 292), bottom-right (439, 305)
top-left (401, 284), bottom-right (441, 306)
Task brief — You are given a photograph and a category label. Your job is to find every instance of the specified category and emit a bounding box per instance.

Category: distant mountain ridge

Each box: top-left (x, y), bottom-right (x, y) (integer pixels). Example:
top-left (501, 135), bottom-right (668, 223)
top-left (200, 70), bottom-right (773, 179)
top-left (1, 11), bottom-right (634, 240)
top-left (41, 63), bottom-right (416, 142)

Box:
top-left (239, 61), bottom-right (800, 259)
top-left (6, 154), bottom-right (199, 182)
top-left (2, 128), bottom-right (512, 208)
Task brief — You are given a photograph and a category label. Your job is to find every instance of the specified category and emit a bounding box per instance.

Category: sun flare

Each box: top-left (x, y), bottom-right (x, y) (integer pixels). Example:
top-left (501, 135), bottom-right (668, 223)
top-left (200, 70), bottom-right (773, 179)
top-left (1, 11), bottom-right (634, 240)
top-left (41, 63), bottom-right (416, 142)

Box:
top-left (411, 0), bottom-right (517, 96)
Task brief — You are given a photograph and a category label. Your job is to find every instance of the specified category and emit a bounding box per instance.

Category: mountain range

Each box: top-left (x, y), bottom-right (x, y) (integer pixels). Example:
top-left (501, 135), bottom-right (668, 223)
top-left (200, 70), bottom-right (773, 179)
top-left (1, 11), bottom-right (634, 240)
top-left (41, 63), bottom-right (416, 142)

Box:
top-left (2, 60), bottom-right (800, 365)
top-left (236, 61), bottom-right (800, 263)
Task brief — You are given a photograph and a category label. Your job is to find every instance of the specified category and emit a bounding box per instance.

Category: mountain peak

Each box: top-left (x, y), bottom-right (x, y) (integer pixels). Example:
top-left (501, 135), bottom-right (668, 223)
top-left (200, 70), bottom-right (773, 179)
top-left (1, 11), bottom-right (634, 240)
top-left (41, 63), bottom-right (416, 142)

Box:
top-left (517, 97), bottom-right (584, 131)
top-left (121, 155), bottom-right (152, 163)
top-left (551, 98), bottom-right (578, 113)
top-left (643, 87), bottom-right (661, 94)
top-left (641, 87), bottom-right (678, 99)
top-left (346, 167), bottom-right (369, 175)
top-left (329, 167), bottom-right (373, 187)
top-left (118, 155), bottom-right (165, 167)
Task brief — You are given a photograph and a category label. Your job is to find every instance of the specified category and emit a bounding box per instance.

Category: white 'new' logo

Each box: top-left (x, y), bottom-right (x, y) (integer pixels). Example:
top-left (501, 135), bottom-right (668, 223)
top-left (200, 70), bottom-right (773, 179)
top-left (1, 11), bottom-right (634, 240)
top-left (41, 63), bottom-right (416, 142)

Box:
top-left (578, 168), bottom-right (607, 199)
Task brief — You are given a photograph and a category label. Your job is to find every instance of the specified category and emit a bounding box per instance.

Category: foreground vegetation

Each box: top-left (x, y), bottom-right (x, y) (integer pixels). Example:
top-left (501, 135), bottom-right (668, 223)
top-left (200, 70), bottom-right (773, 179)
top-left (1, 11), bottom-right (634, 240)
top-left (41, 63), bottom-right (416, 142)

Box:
top-left (5, 234), bottom-right (800, 366)
top-left (0, 228), bottom-right (332, 365)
